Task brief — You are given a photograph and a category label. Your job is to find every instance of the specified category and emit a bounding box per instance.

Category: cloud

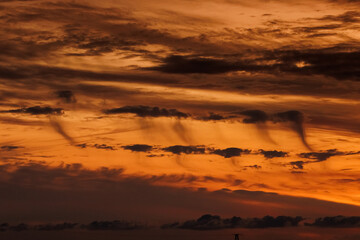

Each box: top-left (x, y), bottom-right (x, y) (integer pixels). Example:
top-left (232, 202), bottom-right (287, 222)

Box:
top-left (162, 145), bottom-right (206, 154)
top-left (48, 117), bottom-right (75, 145)
top-left (197, 113), bottom-right (232, 121)
top-left (245, 165), bottom-right (262, 169)
top-left (290, 161), bottom-right (305, 170)
top-left (272, 110), bottom-right (311, 150)
top-left (0, 161), bottom-right (359, 223)
top-left (210, 147), bottom-right (251, 158)
top-left (1, 106), bottom-right (63, 115)
top-left (93, 144), bottom-right (116, 150)
top-left (122, 144), bottom-right (153, 152)
top-left (318, 11), bottom-right (360, 23)
top-left (237, 110), bottom-right (276, 144)
top-left (103, 106), bottom-right (189, 119)
top-left (298, 149), bottom-right (360, 162)
top-left (56, 90), bottom-right (76, 103)
top-left (305, 216), bottom-right (360, 227)
top-left (265, 47), bottom-right (360, 80)
top-left (147, 55), bottom-right (241, 74)
top-left (147, 45), bottom-right (360, 81)
top-left (140, 174), bottom-right (229, 184)
top-left (239, 110), bottom-right (268, 124)
top-left (0, 145), bottom-right (22, 151)
top-left (259, 149), bottom-right (288, 159)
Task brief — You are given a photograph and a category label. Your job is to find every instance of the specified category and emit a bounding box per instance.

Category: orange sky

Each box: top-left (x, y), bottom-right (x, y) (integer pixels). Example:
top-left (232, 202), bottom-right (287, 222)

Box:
top-left (0, 0), bottom-right (360, 225)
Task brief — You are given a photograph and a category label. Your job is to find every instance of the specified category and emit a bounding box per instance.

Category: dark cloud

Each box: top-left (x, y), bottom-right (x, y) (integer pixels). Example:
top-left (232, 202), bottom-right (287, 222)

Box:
top-left (163, 214), bottom-right (304, 230)
top-left (333, 178), bottom-right (360, 183)
top-left (122, 144), bottom-right (153, 152)
top-left (272, 110), bottom-right (311, 150)
top-left (239, 110), bottom-right (268, 123)
top-left (75, 143), bottom-right (87, 148)
top-left (319, 11), bottom-right (360, 23)
top-left (290, 161), bottom-right (305, 170)
top-left (245, 165), bottom-right (262, 169)
top-left (298, 149), bottom-right (359, 162)
top-left (148, 55), bottom-right (242, 74)
top-left (146, 154), bottom-right (165, 157)
top-left (197, 113), bottom-right (232, 121)
top-left (148, 45), bottom-right (360, 81)
top-left (259, 149), bottom-right (288, 159)
top-left (56, 90), bottom-right (76, 103)
top-left (1, 106), bottom-right (63, 115)
top-left (103, 106), bottom-right (189, 119)
top-left (141, 174), bottom-right (228, 184)
top-left (210, 147), bottom-right (251, 158)
top-left (0, 145), bottom-right (22, 151)
top-left (305, 216), bottom-right (360, 227)
top-left (93, 144), bottom-right (116, 150)
top-left (265, 47), bottom-right (360, 80)
top-left (0, 161), bottom-right (359, 223)
top-left (237, 110), bottom-right (275, 144)
top-left (291, 171), bottom-right (306, 174)
top-left (49, 117), bottom-right (75, 145)
top-left (162, 145), bottom-right (206, 155)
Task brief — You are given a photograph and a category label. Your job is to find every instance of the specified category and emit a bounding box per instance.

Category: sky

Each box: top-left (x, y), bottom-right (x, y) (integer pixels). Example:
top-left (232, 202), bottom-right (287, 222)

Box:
top-left (0, 0), bottom-right (360, 238)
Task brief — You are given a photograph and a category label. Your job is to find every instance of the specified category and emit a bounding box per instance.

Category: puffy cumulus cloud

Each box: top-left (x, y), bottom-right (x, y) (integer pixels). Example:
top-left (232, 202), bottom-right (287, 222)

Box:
top-left (122, 144), bottom-right (153, 152)
top-left (305, 216), bottom-right (360, 227)
top-left (162, 214), bottom-right (304, 230)
top-left (162, 145), bottom-right (206, 155)
top-left (1, 106), bottom-right (63, 115)
top-left (259, 150), bottom-right (288, 159)
top-left (210, 147), bottom-right (251, 158)
top-left (103, 106), bottom-right (189, 119)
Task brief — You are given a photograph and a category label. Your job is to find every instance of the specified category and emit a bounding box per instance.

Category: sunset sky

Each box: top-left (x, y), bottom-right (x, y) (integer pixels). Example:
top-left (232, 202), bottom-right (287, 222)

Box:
top-left (0, 0), bottom-right (360, 238)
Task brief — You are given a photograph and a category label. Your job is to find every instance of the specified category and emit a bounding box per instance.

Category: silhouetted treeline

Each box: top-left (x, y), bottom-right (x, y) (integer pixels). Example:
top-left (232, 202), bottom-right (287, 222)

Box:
top-left (0, 215), bottom-right (359, 232)
top-left (161, 214), bottom-right (304, 230)
top-left (81, 220), bottom-right (146, 230)
top-left (305, 216), bottom-right (360, 227)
